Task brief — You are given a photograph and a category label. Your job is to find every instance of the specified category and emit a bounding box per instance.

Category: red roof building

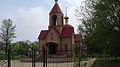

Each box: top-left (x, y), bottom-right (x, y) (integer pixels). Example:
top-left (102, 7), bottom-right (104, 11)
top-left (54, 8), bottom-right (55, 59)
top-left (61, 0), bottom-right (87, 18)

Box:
top-left (38, 30), bottom-right (48, 39)
top-left (38, 1), bottom-right (85, 56)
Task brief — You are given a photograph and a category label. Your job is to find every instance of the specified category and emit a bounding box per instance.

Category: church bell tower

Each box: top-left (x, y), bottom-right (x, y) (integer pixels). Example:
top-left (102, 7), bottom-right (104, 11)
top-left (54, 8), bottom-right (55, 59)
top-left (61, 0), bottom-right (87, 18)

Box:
top-left (49, 0), bottom-right (64, 33)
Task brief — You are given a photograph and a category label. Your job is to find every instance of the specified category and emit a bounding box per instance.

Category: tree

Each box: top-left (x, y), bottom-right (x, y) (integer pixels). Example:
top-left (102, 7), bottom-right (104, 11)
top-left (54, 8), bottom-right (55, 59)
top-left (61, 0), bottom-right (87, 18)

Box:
top-left (31, 41), bottom-right (39, 50)
top-left (10, 41), bottom-right (30, 55)
top-left (76, 0), bottom-right (120, 56)
top-left (0, 19), bottom-right (16, 50)
top-left (0, 41), bottom-right (3, 51)
top-left (11, 41), bottom-right (30, 52)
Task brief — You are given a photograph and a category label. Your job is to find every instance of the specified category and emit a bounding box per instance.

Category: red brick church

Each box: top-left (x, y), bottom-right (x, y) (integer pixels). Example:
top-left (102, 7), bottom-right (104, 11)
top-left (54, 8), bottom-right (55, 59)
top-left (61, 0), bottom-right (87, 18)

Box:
top-left (38, 0), bottom-right (85, 56)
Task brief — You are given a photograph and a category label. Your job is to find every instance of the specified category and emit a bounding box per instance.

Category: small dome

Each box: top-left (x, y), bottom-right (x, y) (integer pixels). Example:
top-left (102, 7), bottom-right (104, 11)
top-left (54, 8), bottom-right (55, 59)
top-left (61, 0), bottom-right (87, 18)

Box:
top-left (61, 24), bottom-right (74, 37)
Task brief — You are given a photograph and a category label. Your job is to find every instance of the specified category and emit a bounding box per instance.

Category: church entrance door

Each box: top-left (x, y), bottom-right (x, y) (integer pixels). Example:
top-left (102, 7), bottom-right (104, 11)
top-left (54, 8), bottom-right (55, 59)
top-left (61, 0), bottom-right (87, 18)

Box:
top-left (47, 43), bottom-right (57, 55)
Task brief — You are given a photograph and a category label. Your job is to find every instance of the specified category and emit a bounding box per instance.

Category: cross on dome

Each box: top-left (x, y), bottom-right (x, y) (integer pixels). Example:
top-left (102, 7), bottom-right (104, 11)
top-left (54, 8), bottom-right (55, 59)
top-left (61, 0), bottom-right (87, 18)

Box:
top-left (65, 7), bottom-right (68, 17)
top-left (55, 0), bottom-right (58, 3)
top-left (64, 7), bottom-right (69, 24)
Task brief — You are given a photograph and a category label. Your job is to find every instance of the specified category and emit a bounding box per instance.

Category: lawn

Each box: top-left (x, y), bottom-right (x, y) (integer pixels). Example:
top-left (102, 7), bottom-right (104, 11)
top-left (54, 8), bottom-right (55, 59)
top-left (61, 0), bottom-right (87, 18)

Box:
top-left (0, 53), bottom-right (30, 60)
top-left (92, 57), bottom-right (120, 67)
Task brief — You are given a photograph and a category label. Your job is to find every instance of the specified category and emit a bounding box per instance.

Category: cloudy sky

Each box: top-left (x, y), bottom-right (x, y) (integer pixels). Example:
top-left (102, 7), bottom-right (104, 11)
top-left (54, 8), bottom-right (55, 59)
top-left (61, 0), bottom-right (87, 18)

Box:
top-left (0, 0), bottom-right (85, 42)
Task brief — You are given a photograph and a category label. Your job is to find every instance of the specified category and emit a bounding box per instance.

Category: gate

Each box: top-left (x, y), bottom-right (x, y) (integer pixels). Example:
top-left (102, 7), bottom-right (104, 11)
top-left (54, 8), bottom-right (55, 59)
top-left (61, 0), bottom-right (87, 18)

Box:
top-left (0, 49), bottom-right (38, 67)
top-left (1, 48), bottom-right (120, 67)
top-left (0, 49), bottom-right (11, 67)
top-left (41, 47), bottom-right (74, 67)
top-left (31, 47), bottom-right (74, 67)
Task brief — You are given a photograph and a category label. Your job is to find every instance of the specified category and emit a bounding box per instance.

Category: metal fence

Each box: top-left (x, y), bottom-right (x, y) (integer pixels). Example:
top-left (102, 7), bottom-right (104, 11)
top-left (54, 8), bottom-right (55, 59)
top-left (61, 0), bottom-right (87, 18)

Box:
top-left (0, 48), bottom-right (75, 67)
top-left (91, 55), bottom-right (120, 67)
top-left (0, 49), bottom-right (120, 67)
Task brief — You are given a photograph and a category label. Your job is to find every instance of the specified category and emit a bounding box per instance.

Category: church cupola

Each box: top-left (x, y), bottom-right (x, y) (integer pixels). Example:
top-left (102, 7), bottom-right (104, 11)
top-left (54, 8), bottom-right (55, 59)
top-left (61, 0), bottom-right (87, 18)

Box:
top-left (49, 0), bottom-right (64, 33)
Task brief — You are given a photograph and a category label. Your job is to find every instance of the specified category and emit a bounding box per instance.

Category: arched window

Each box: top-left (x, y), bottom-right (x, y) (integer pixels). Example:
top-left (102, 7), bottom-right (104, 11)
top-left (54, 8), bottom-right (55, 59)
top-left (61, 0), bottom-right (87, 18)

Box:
top-left (52, 15), bottom-right (57, 25)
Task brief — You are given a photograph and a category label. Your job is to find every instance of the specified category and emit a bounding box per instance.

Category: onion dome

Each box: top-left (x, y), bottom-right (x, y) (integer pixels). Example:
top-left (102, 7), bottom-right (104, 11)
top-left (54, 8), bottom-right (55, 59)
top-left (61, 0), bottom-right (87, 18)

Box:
top-left (61, 24), bottom-right (74, 37)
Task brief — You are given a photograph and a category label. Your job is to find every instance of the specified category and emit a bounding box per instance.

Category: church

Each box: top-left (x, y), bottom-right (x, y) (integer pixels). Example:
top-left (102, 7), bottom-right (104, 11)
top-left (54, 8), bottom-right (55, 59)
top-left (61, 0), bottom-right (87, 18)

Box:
top-left (38, 0), bottom-right (85, 56)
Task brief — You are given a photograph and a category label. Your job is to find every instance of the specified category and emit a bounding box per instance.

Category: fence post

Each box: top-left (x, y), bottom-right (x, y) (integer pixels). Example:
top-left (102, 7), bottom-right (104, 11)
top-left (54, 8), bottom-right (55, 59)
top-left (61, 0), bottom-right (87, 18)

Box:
top-left (45, 49), bottom-right (47, 67)
top-left (32, 49), bottom-right (35, 67)
top-left (32, 49), bottom-right (33, 67)
top-left (115, 56), bottom-right (117, 67)
top-left (78, 57), bottom-right (81, 67)
top-left (43, 46), bottom-right (45, 67)
top-left (34, 49), bottom-right (36, 67)
top-left (8, 49), bottom-right (11, 67)
top-left (79, 47), bottom-right (80, 67)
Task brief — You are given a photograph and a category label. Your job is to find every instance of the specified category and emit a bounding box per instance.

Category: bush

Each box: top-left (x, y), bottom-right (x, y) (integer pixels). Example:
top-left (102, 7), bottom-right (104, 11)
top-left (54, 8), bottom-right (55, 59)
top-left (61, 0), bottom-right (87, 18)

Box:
top-left (12, 55), bottom-right (30, 60)
top-left (12, 55), bottom-right (22, 60)
top-left (0, 54), bottom-right (7, 60)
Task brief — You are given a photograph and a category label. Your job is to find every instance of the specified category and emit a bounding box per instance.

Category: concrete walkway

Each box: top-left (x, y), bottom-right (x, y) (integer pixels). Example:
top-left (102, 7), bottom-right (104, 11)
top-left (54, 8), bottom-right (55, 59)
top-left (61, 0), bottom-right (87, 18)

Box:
top-left (0, 60), bottom-right (8, 67)
top-left (80, 58), bottom-right (96, 67)
top-left (0, 58), bottom-right (96, 67)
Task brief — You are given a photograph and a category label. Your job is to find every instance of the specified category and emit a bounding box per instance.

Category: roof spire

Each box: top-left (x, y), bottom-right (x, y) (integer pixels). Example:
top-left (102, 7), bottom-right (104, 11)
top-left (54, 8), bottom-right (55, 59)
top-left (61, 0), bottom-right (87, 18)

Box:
top-left (55, 0), bottom-right (58, 3)
top-left (64, 7), bottom-right (69, 24)
top-left (50, 0), bottom-right (62, 14)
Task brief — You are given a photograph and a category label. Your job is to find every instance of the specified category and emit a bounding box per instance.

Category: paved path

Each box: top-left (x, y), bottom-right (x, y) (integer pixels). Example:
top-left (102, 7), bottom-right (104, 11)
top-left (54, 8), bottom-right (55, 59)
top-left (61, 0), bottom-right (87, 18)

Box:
top-left (0, 58), bottom-right (96, 67)
top-left (11, 60), bottom-right (74, 67)
top-left (0, 60), bottom-right (8, 67)
top-left (80, 58), bottom-right (96, 67)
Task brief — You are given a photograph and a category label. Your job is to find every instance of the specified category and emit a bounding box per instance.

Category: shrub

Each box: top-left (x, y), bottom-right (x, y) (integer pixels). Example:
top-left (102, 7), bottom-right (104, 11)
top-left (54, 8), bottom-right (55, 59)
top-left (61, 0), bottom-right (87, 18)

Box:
top-left (0, 54), bottom-right (7, 60)
top-left (12, 55), bottom-right (22, 60)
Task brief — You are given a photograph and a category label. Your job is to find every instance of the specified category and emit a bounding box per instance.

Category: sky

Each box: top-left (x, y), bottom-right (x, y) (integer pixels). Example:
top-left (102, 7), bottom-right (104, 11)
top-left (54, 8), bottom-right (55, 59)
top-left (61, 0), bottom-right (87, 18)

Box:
top-left (0, 0), bottom-right (86, 42)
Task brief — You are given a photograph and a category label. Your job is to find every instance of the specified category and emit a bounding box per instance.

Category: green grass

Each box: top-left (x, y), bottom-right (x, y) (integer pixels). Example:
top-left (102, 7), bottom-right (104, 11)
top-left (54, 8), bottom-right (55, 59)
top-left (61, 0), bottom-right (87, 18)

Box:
top-left (0, 53), bottom-right (30, 60)
top-left (12, 55), bottom-right (22, 60)
top-left (12, 55), bottom-right (30, 60)
top-left (97, 57), bottom-right (120, 61)
top-left (0, 54), bottom-right (7, 60)
top-left (92, 57), bottom-right (120, 67)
